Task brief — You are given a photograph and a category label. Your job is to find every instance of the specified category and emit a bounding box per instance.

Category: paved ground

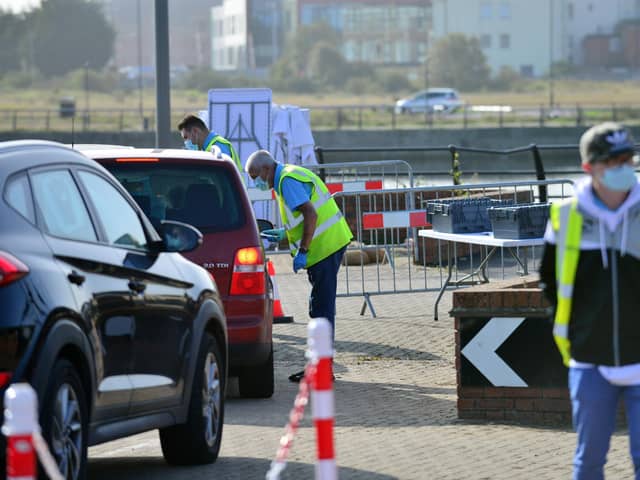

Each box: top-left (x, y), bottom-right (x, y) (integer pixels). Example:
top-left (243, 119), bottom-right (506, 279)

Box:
top-left (88, 255), bottom-right (635, 479)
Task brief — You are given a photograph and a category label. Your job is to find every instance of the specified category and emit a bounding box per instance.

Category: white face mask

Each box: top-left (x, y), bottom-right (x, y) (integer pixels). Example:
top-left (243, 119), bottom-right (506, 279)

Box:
top-left (184, 139), bottom-right (198, 151)
top-left (254, 176), bottom-right (270, 191)
top-left (600, 164), bottom-right (637, 192)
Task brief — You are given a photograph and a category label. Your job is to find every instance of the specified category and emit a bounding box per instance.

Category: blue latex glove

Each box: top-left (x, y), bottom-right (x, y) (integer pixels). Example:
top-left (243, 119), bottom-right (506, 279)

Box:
top-left (293, 251), bottom-right (308, 273)
top-left (261, 228), bottom-right (286, 243)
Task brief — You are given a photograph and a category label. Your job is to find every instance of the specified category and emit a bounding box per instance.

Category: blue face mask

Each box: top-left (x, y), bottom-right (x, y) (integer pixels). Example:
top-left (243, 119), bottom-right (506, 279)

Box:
top-left (600, 164), bottom-right (637, 192)
top-left (254, 176), bottom-right (270, 191)
top-left (184, 139), bottom-right (198, 151)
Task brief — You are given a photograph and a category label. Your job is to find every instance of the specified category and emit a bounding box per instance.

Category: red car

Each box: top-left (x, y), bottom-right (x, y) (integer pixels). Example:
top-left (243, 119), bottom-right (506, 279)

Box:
top-left (84, 147), bottom-right (274, 398)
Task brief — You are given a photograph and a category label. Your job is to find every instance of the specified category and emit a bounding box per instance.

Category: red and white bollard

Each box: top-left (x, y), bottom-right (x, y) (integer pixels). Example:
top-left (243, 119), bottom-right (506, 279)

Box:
top-left (307, 318), bottom-right (337, 480)
top-left (2, 383), bottom-right (38, 480)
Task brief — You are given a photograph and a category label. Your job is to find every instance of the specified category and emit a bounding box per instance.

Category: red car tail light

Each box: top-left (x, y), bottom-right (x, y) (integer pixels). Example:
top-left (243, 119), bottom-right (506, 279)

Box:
top-left (0, 372), bottom-right (12, 388)
top-left (230, 247), bottom-right (265, 295)
top-left (0, 252), bottom-right (29, 287)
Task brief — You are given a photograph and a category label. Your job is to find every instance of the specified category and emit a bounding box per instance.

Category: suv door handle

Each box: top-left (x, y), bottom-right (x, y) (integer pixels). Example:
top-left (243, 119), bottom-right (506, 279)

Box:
top-left (128, 280), bottom-right (146, 294)
top-left (67, 270), bottom-right (86, 286)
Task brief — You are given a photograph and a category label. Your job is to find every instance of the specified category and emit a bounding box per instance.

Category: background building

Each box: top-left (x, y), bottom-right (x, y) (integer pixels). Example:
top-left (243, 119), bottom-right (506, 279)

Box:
top-left (210, 0), bottom-right (431, 74)
top-left (431, 0), bottom-right (640, 76)
top-left (100, 0), bottom-right (221, 72)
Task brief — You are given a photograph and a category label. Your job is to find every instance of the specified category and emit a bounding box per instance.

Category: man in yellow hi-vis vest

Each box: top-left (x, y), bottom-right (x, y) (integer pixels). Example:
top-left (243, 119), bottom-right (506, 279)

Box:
top-left (245, 150), bottom-right (353, 383)
top-left (177, 113), bottom-right (242, 173)
top-left (539, 122), bottom-right (640, 479)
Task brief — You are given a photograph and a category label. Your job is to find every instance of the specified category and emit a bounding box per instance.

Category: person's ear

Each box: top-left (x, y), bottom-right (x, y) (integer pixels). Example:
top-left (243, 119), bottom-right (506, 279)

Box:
top-left (582, 163), bottom-right (592, 174)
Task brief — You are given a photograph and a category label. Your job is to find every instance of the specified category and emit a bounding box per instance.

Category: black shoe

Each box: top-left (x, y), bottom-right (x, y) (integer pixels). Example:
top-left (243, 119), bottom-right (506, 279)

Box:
top-left (288, 370), bottom-right (336, 383)
top-left (288, 370), bottom-right (305, 383)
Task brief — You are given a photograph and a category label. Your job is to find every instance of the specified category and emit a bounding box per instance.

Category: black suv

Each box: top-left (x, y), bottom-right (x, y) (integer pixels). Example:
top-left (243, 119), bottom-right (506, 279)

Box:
top-left (0, 140), bottom-right (228, 479)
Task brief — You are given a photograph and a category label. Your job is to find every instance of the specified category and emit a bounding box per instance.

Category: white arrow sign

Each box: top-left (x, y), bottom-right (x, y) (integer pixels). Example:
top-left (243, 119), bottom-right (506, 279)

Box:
top-left (461, 317), bottom-right (527, 387)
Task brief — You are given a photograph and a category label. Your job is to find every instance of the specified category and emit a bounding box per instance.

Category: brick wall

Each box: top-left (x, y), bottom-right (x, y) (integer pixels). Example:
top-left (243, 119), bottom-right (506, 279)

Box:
top-left (451, 276), bottom-right (573, 425)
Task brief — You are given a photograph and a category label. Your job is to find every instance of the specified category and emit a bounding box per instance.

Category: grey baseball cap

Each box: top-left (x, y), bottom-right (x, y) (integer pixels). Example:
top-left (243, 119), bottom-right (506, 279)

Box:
top-left (579, 122), bottom-right (637, 165)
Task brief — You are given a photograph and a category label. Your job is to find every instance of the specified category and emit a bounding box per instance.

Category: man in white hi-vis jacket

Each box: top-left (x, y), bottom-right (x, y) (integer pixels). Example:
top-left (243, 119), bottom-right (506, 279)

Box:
top-left (539, 122), bottom-right (640, 479)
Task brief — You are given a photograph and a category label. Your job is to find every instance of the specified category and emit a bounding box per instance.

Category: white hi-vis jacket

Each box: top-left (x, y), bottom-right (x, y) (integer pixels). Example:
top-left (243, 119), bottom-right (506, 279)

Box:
top-left (541, 178), bottom-right (640, 367)
top-left (275, 165), bottom-right (352, 268)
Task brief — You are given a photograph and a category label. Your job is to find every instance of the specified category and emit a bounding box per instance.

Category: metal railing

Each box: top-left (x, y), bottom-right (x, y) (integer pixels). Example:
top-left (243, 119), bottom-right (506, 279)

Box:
top-left (2, 103), bottom-right (640, 132)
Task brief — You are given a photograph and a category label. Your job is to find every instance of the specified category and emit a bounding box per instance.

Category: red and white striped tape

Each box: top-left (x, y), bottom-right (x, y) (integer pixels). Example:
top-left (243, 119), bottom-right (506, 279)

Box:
top-left (362, 210), bottom-right (430, 230)
top-left (308, 318), bottom-right (336, 480)
top-left (326, 180), bottom-right (383, 194)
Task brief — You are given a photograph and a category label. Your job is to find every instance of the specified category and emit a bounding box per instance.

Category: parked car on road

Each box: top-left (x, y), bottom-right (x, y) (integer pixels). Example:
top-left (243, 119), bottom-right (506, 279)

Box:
top-left (83, 146), bottom-right (275, 399)
top-left (0, 140), bottom-right (228, 479)
top-left (394, 88), bottom-right (464, 114)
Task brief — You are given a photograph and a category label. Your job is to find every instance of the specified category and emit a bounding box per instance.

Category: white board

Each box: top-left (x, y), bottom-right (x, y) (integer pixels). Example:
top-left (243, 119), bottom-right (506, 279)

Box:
top-left (208, 88), bottom-right (274, 223)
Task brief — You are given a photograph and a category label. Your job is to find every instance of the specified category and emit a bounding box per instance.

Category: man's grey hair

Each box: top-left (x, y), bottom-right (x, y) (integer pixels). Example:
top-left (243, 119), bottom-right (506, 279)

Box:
top-left (245, 149), bottom-right (276, 173)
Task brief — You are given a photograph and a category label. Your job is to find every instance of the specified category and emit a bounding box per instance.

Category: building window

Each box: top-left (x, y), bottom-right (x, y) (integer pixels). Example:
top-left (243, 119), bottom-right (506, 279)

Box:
top-left (480, 34), bottom-right (492, 48)
top-left (499, 2), bottom-right (511, 19)
top-left (500, 34), bottom-right (510, 48)
top-left (480, 2), bottom-right (492, 19)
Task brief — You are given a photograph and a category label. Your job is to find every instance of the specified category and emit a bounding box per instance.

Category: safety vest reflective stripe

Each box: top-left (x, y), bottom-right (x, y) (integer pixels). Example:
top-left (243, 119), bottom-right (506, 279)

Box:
top-left (289, 211), bottom-right (343, 251)
top-left (283, 191), bottom-right (332, 230)
top-left (277, 165), bottom-right (352, 267)
top-left (551, 198), bottom-right (582, 366)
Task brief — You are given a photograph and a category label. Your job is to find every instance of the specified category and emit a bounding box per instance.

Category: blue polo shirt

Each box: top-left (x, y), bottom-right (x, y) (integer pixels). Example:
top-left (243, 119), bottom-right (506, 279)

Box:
top-left (203, 131), bottom-right (232, 157)
top-left (274, 164), bottom-right (313, 211)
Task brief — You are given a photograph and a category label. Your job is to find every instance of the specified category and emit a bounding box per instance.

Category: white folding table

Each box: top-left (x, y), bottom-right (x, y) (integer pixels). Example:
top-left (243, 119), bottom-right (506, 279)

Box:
top-left (418, 230), bottom-right (546, 320)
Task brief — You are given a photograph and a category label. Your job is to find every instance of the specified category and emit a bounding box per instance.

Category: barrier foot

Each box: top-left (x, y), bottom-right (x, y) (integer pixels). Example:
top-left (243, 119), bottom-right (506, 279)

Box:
top-left (359, 294), bottom-right (376, 318)
top-left (274, 315), bottom-right (294, 324)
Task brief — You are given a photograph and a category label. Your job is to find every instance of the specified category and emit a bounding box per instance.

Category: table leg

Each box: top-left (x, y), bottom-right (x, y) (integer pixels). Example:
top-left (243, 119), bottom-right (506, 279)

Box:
top-left (433, 240), bottom-right (453, 321)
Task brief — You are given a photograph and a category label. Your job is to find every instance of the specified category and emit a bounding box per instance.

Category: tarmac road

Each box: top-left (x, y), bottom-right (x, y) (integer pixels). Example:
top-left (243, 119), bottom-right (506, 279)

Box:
top-left (87, 255), bottom-right (635, 480)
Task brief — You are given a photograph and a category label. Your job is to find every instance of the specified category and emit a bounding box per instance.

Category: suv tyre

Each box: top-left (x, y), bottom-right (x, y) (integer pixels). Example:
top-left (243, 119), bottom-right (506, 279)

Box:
top-left (238, 345), bottom-right (274, 398)
top-left (40, 358), bottom-right (88, 480)
top-left (160, 332), bottom-right (224, 465)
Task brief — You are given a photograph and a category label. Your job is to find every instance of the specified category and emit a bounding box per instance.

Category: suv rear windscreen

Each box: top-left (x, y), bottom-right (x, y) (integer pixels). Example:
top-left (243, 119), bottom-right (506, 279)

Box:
top-left (107, 164), bottom-right (246, 233)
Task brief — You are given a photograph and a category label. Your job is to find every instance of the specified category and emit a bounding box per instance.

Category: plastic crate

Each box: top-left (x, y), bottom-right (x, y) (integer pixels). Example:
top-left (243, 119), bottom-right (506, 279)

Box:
top-left (425, 198), bottom-right (513, 234)
top-left (488, 203), bottom-right (551, 239)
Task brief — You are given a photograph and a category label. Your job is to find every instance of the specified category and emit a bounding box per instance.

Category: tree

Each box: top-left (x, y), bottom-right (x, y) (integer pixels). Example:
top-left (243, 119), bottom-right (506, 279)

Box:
top-left (429, 33), bottom-right (490, 91)
top-left (28, 0), bottom-right (114, 77)
top-left (0, 10), bottom-right (27, 75)
top-left (278, 22), bottom-right (340, 77)
top-left (306, 42), bottom-right (348, 89)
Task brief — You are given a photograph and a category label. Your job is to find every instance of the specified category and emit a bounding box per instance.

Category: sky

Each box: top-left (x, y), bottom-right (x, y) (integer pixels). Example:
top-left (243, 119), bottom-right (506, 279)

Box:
top-left (0, 0), bottom-right (40, 13)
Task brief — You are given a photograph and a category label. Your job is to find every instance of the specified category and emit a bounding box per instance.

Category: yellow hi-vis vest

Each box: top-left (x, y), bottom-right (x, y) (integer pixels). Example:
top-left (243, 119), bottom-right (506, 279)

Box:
top-left (205, 135), bottom-right (242, 173)
top-left (276, 165), bottom-right (352, 268)
top-left (550, 198), bottom-right (583, 367)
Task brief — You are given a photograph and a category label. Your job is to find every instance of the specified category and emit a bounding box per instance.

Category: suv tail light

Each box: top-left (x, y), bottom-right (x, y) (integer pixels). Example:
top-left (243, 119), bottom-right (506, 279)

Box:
top-left (0, 372), bottom-right (11, 389)
top-left (0, 252), bottom-right (29, 287)
top-left (229, 247), bottom-right (265, 295)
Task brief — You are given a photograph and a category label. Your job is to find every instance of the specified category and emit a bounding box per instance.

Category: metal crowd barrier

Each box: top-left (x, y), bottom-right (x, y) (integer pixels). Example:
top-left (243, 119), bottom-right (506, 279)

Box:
top-left (331, 179), bottom-right (575, 317)
top-left (248, 159), bottom-right (415, 230)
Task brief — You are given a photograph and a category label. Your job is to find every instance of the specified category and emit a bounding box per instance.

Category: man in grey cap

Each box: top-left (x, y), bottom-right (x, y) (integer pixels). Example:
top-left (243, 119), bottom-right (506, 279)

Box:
top-left (539, 122), bottom-right (640, 479)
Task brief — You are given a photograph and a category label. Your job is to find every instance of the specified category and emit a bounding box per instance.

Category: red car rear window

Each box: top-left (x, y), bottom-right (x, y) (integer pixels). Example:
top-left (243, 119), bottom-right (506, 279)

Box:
top-left (106, 163), bottom-right (246, 233)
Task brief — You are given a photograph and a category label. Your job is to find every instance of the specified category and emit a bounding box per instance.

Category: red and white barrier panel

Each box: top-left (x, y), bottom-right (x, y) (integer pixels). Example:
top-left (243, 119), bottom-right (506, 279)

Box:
top-left (362, 210), bottom-right (430, 230)
top-left (326, 180), bottom-right (382, 195)
top-left (3, 383), bottom-right (64, 480)
top-left (247, 187), bottom-right (277, 202)
top-left (308, 318), bottom-right (337, 480)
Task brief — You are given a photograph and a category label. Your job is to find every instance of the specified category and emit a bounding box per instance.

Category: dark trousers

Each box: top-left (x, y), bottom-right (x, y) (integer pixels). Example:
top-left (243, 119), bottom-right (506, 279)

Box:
top-left (306, 246), bottom-right (346, 340)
